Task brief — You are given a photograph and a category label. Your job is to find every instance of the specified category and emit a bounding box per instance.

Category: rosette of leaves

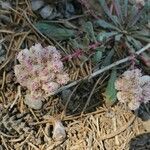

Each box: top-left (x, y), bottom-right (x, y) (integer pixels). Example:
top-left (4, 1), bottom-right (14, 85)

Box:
top-left (96, 0), bottom-right (150, 51)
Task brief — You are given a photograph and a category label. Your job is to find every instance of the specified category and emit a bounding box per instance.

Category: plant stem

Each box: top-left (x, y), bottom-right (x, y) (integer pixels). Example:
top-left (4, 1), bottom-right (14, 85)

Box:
top-left (51, 43), bottom-right (150, 95)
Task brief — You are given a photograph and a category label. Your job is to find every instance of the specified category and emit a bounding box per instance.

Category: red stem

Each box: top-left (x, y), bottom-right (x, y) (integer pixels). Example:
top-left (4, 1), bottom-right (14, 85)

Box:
top-left (62, 42), bottom-right (101, 61)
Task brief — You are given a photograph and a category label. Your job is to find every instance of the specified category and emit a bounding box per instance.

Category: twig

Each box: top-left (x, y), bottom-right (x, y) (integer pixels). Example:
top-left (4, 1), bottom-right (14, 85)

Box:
top-left (9, 86), bottom-right (21, 110)
top-left (23, 11), bottom-right (70, 55)
top-left (136, 44), bottom-right (150, 54)
top-left (81, 75), bottom-right (103, 114)
top-left (28, 142), bottom-right (39, 150)
top-left (0, 131), bottom-right (17, 138)
top-left (99, 115), bottom-right (136, 140)
top-left (23, 11), bottom-right (53, 45)
top-left (1, 135), bottom-right (9, 150)
top-left (61, 84), bottom-right (80, 119)
top-left (1, 70), bottom-right (6, 90)
top-left (29, 109), bottom-right (105, 126)
top-left (51, 43), bottom-right (150, 95)
top-left (15, 133), bottom-right (31, 148)
top-left (0, 53), bottom-right (14, 70)
top-left (61, 50), bottom-right (83, 61)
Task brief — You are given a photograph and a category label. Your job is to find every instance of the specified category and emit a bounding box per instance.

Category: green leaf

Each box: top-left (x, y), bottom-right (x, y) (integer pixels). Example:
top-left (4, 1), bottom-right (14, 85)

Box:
top-left (125, 40), bottom-right (135, 53)
top-left (98, 0), bottom-right (119, 26)
top-left (84, 21), bottom-right (97, 43)
top-left (96, 19), bottom-right (120, 31)
top-left (132, 34), bottom-right (150, 42)
top-left (35, 22), bottom-right (75, 40)
top-left (127, 5), bottom-right (141, 27)
top-left (126, 36), bottom-right (142, 49)
top-left (134, 30), bottom-right (150, 37)
top-left (70, 39), bottom-right (79, 48)
top-left (104, 69), bottom-right (117, 106)
top-left (115, 34), bottom-right (123, 41)
top-left (97, 31), bottom-right (118, 42)
top-left (92, 51), bottom-right (102, 63)
top-left (130, 10), bottom-right (143, 26)
top-left (82, 35), bottom-right (90, 51)
top-left (113, 0), bottom-right (123, 22)
top-left (123, 0), bottom-right (128, 17)
top-left (101, 49), bottom-right (114, 68)
top-left (70, 39), bottom-right (83, 49)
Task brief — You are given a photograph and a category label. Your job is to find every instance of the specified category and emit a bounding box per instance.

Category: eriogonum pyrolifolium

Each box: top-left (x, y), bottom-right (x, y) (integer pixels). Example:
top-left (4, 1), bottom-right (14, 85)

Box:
top-left (115, 69), bottom-right (150, 110)
top-left (14, 44), bottom-right (69, 109)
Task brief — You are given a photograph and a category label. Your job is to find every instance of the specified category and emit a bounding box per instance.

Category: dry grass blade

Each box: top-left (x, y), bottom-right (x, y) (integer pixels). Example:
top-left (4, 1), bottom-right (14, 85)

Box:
top-left (99, 115), bottom-right (136, 140)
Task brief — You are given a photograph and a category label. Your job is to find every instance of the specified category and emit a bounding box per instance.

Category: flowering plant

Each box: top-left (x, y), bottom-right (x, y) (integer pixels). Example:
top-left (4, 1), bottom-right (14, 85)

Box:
top-left (115, 69), bottom-right (150, 110)
top-left (14, 44), bottom-right (69, 109)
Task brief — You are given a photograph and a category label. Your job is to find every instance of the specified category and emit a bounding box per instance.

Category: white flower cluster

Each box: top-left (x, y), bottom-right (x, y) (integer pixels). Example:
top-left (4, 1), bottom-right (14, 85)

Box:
top-left (115, 69), bottom-right (150, 110)
top-left (135, 0), bottom-right (145, 6)
top-left (14, 44), bottom-right (69, 109)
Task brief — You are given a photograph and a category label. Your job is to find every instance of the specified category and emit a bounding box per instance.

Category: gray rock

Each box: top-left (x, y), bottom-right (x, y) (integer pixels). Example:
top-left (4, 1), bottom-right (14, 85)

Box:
top-left (31, 0), bottom-right (44, 11)
top-left (24, 94), bottom-right (43, 109)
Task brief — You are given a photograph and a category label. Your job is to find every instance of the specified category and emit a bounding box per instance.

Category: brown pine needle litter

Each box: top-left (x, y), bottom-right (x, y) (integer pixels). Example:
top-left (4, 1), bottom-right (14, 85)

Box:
top-left (0, 0), bottom-right (150, 149)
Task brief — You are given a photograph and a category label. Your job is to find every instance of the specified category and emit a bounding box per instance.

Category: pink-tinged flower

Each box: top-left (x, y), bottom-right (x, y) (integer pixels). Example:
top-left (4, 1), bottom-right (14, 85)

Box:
top-left (17, 49), bottom-right (34, 69)
top-left (31, 65), bottom-right (43, 76)
top-left (142, 82), bottom-right (150, 103)
top-left (47, 46), bottom-right (61, 60)
top-left (27, 78), bottom-right (41, 91)
top-left (30, 44), bottom-right (49, 64)
top-left (30, 43), bottom-right (43, 55)
top-left (40, 72), bottom-right (55, 83)
top-left (48, 60), bottom-right (63, 73)
top-left (56, 73), bottom-right (70, 85)
top-left (128, 100), bottom-right (141, 111)
top-left (42, 82), bottom-right (59, 93)
top-left (14, 65), bottom-right (30, 87)
top-left (116, 92), bottom-right (128, 103)
top-left (17, 48), bottom-right (30, 64)
top-left (123, 69), bottom-right (142, 79)
top-left (135, 0), bottom-right (145, 6)
top-left (115, 69), bottom-right (150, 110)
top-left (14, 43), bottom-right (70, 109)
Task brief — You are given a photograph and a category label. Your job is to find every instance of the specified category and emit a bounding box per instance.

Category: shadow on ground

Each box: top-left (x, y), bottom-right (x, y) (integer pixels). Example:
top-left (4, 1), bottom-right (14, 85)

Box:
top-left (129, 133), bottom-right (150, 150)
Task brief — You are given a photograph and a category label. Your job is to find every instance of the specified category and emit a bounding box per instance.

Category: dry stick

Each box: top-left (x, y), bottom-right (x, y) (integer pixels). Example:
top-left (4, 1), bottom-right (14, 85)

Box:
top-left (99, 115), bottom-right (136, 140)
top-left (28, 142), bottom-right (39, 150)
top-left (0, 53), bottom-right (14, 71)
top-left (51, 43), bottom-right (150, 95)
top-left (23, 11), bottom-right (53, 45)
top-left (0, 135), bottom-right (9, 150)
top-left (0, 131), bottom-right (17, 138)
top-left (1, 71), bottom-right (6, 90)
top-left (30, 109), bottom-right (105, 126)
top-left (81, 75), bottom-right (103, 115)
top-left (9, 86), bottom-right (21, 110)
top-left (23, 11), bottom-right (69, 55)
top-left (15, 133), bottom-right (32, 148)
top-left (61, 84), bottom-right (80, 119)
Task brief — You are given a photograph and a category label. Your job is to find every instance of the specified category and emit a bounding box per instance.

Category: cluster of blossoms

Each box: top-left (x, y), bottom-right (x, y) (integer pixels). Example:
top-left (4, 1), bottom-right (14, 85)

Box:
top-left (14, 44), bottom-right (69, 109)
top-left (135, 0), bottom-right (145, 6)
top-left (115, 69), bottom-right (150, 110)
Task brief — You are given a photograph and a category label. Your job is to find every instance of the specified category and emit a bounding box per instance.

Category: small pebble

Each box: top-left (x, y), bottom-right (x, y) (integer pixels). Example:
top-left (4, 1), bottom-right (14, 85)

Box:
top-left (40, 5), bottom-right (53, 19)
top-left (31, 0), bottom-right (44, 11)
